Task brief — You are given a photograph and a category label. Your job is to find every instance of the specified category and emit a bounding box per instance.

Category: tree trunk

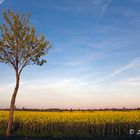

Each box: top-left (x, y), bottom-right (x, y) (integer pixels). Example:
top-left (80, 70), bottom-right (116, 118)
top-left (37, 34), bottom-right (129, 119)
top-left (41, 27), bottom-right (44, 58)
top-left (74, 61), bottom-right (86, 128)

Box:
top-left (6, 71), bottom-right (20, 136)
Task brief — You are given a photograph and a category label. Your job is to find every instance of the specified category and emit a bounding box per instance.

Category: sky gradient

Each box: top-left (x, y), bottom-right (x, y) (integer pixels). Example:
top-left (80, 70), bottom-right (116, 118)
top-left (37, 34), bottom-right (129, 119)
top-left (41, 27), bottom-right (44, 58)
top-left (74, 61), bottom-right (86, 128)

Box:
top-left (0, 0), bottom-right (140, 109)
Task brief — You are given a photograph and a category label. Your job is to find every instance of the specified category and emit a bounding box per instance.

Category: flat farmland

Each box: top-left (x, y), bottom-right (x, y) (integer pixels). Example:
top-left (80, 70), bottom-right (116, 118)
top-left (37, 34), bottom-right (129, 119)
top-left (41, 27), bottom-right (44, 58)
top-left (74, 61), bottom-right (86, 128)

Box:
top-left (0, 111), bottom-right (140, 138)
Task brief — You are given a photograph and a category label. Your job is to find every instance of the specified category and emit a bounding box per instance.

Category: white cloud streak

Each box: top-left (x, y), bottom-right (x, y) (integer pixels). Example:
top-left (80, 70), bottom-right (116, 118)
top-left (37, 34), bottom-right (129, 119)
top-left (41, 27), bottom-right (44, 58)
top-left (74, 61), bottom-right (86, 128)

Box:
top-left (95, 0), bottom-right (112, 27)
top-left (103, 57), bottom-right (140, 81)
top-left (93, 57), bottom-right (140, 84)
top-left (108, 57), bottom-right (140, 78)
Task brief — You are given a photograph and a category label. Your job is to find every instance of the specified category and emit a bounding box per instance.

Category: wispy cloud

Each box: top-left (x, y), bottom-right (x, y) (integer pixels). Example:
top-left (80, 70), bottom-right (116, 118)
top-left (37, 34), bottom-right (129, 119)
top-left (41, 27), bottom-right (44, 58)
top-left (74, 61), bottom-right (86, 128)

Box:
top-left (0, 0), bottom-right (4, 4)
top-left (108, 57), bottom-right (140, 78)
top-left (58, 60), bottom-right (85, 67)
top-left (93, 57), bottom-right (140, 84)
top-left (117, 77), bottom-right (140, 86)
top-left (95, 0), bottom-right (112, 27)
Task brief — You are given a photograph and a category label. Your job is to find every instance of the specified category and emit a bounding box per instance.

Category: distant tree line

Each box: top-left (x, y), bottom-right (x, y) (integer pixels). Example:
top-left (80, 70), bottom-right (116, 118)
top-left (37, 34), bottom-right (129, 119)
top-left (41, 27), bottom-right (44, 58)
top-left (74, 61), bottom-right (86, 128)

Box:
top-left (0, 107), bottom-right (140, 112)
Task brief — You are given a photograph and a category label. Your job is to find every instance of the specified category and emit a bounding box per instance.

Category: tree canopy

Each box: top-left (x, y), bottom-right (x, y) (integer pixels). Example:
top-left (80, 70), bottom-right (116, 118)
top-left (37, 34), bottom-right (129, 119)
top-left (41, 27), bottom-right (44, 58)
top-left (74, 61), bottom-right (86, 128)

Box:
top-left (0, 10), bottom-right (51, 75)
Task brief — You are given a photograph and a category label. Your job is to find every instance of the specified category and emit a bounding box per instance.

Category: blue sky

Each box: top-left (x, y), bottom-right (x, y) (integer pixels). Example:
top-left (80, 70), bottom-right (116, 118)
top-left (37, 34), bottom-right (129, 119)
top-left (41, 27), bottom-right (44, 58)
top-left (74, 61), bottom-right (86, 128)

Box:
top-left (0, 0), bottom-right (140, 109)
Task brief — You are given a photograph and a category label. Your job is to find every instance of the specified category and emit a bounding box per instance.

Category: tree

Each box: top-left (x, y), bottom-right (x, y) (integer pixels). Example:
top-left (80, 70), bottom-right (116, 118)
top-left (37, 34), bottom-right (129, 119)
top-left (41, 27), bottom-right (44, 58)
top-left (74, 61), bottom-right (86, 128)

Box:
top-left (0, 10), bottom-right (51, 136)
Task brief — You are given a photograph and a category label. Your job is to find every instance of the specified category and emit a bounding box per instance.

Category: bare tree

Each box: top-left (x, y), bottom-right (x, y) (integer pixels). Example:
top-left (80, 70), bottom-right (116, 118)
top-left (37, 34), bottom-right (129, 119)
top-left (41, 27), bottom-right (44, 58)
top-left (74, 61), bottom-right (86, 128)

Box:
top-left (0, 10), bottom-right (51, 136)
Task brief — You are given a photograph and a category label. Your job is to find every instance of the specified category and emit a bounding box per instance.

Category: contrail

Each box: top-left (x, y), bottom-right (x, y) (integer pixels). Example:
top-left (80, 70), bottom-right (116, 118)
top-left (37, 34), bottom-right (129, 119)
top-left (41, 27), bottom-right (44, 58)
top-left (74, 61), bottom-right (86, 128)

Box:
top-left (95, 0), bottom-right (112, 28)
top-left (0, 0), bottom-right (4, 4)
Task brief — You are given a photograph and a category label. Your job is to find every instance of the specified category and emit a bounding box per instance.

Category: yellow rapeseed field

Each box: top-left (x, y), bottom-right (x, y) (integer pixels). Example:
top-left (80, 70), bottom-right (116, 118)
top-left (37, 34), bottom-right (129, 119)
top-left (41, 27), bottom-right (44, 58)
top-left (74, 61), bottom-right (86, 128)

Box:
top-left (0, 110), bottom-right (140, 137)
